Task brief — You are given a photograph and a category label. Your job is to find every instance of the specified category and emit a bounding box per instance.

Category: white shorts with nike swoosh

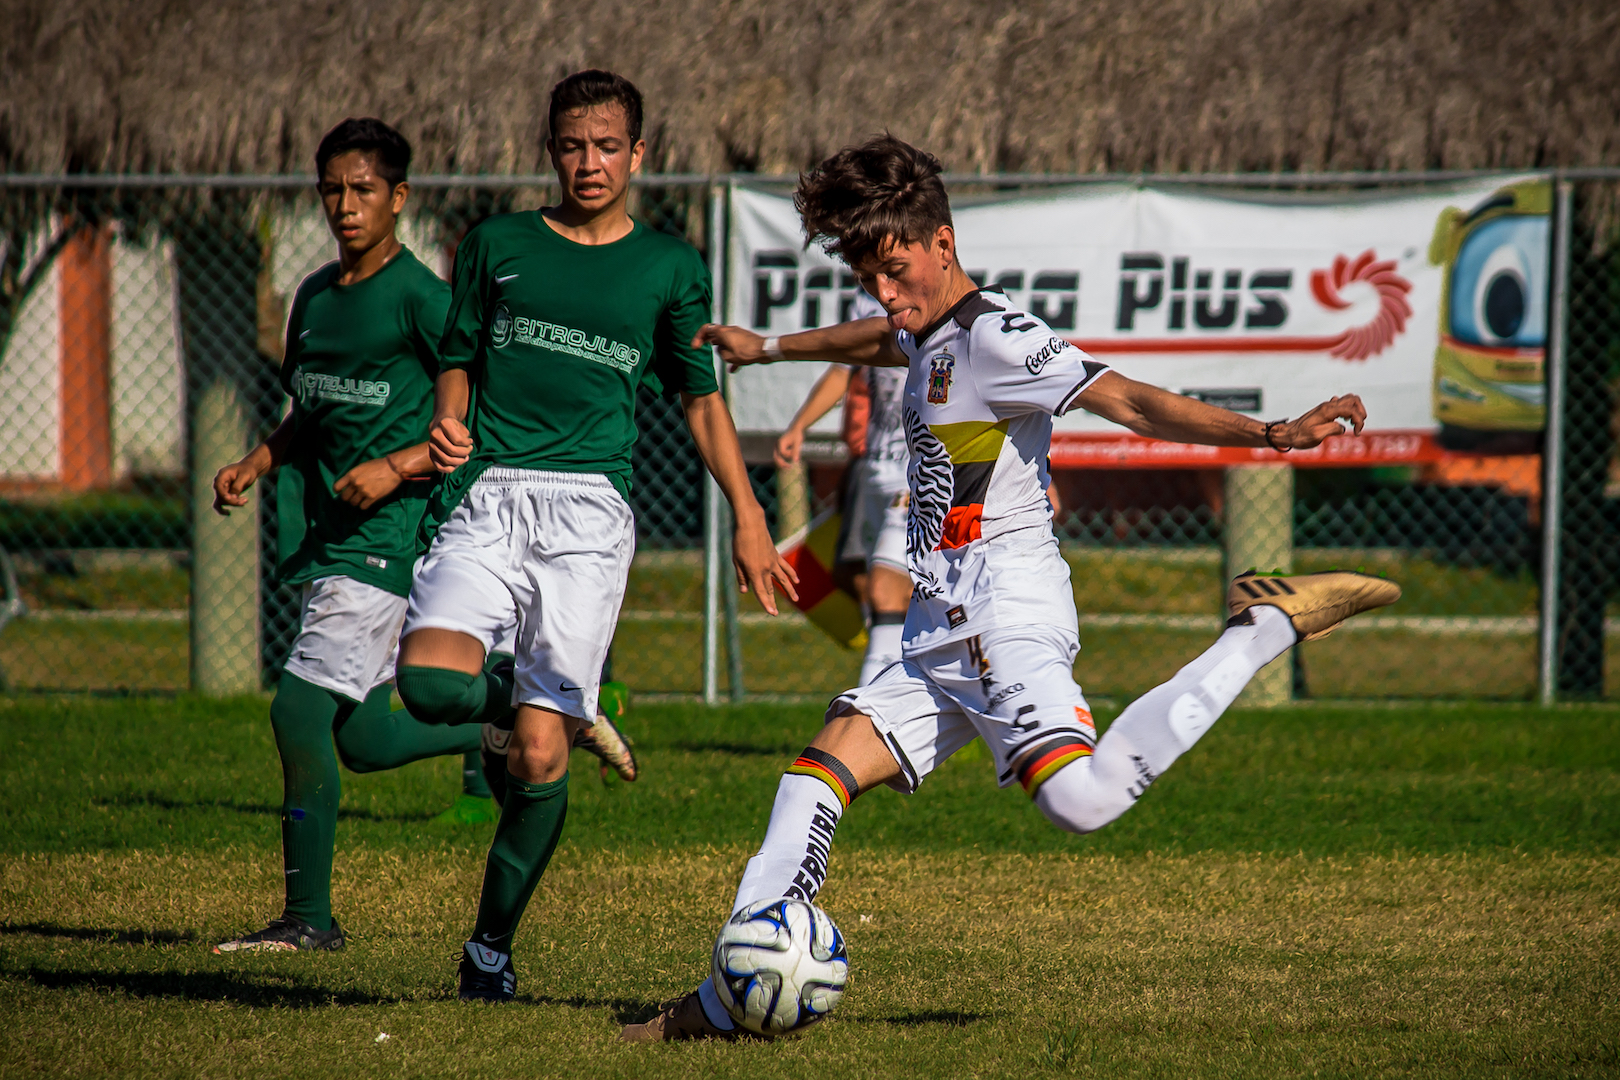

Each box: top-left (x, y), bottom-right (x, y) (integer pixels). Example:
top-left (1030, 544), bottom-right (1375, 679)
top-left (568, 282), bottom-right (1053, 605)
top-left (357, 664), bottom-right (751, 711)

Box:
top-left (402, 468), bottom-right (635, 723)
top-left (283, 574), bottom-right (409, 703)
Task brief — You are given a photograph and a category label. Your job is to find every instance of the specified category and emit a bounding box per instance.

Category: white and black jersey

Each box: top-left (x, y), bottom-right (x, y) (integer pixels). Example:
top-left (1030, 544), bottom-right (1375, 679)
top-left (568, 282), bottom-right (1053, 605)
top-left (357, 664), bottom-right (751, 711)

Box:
top-left (896, 286), bottom-right (1111, 653)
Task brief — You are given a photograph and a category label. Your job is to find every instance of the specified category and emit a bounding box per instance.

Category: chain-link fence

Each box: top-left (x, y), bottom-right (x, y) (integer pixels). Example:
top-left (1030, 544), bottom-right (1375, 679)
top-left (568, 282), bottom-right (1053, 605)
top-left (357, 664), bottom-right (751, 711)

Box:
top-left (1, 173), bottom-right (1616, 703)
top-left (0, 177), bottom-right (713, 695)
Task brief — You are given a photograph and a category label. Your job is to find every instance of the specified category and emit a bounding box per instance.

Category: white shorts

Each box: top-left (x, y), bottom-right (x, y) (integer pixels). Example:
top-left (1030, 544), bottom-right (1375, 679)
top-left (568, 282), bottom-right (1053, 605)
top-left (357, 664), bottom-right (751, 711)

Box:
top-left (839, 457), bottom-right (908, 573)
top-left (402, 468), bottom-right (635, 722)
top-left (828, 624), bottom-right (1097, 795)
top-left (282, 575), bottom-right (408, 703)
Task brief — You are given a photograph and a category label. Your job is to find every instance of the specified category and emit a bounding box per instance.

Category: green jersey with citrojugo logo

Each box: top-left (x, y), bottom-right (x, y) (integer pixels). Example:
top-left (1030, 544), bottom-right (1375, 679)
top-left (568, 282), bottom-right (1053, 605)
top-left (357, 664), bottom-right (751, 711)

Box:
top-left (427, 210), bottom-right (718, 531)
top-left (276, 248), bottom-right (447, 597)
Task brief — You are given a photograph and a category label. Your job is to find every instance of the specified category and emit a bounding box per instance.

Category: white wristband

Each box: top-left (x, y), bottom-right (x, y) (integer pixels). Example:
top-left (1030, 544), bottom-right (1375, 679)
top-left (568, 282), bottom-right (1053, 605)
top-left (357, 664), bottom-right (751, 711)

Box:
top-left (762, 336), bottom-right (785, 361)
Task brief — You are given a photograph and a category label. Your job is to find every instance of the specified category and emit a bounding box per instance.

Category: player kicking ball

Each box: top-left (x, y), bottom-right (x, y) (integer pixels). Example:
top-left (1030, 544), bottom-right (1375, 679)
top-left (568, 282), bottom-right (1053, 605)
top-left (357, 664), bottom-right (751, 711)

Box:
top-left (212, 119), bottom-right (495, 953)
top-left (621, 134), bottom-right (1400, 1040)
top-left (392, 70), bottom-right (798, 1003)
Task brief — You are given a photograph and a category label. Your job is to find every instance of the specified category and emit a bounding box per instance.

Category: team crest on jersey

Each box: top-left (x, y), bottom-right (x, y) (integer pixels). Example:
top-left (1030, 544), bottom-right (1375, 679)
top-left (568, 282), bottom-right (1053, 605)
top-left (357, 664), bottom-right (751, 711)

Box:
top-left (926, 349), bottom-right (955, 405)
top-left (490, 303), bottom-right (513, 348)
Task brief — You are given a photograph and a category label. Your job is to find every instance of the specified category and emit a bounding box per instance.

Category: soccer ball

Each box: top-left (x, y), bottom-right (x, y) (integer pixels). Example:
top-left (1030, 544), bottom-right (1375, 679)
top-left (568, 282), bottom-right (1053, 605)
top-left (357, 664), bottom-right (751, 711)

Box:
top-left (711, 898), bottom-right (849, 1036)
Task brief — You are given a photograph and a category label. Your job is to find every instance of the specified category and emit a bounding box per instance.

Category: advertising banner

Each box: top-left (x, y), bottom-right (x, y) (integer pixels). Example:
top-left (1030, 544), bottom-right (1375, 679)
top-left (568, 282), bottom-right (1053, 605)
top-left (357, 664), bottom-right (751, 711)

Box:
top-left (727, 178), bottom-right (1549, 466)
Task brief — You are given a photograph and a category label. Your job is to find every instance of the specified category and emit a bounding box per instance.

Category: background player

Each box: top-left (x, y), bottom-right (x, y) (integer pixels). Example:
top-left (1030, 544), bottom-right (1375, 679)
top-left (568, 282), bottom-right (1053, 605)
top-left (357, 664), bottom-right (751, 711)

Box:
top-left (623, 134), bottom-right (1399, 1040)
top-left (211, 119), bottom-right (490, 953)
top-left (774, 289), bottom-right (909, 684)
top-left (391, 71), bottom-right (798, 1002)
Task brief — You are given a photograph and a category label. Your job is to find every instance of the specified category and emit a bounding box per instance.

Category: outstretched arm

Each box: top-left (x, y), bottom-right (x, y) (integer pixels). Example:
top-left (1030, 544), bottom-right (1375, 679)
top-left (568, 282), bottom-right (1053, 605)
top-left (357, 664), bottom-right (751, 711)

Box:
top-left (776, 365), bottom-right (854, 468)
top-left (1074, 372), bottom-right (1367, 450)
top-left (693, 318), bottom-right (907, 370)
top-left (211, 411), bottom-right (298, 515)
top-left (682, 390), bottom-right (800, 615)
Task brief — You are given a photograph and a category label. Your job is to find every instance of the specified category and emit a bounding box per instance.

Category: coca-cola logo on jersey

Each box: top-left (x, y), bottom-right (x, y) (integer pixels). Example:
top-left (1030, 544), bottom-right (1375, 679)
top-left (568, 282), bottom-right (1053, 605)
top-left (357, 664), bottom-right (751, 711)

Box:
top-left (1023, 337), bottom-right (1072, 375)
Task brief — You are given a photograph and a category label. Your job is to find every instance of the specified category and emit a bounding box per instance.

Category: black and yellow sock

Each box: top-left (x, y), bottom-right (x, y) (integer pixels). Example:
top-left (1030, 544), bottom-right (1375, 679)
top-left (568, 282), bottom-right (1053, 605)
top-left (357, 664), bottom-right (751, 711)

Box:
top-left (468, 772), bottom-right (569, 954)
top-left (269, 673), bottom-right (344, 932)
top-left (332, 683), bottom-right (482, 773)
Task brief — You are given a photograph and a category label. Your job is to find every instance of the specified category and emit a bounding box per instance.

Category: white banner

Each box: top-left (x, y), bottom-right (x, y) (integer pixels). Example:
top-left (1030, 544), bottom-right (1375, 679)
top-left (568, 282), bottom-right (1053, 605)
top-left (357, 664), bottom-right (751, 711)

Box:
top-left (726, 178), bottom-right (1549, 466)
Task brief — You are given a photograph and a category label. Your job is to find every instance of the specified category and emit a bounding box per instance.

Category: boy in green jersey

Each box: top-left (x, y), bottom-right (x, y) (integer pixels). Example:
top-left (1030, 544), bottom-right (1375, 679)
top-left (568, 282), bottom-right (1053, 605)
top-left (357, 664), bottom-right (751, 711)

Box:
top-left (210, 119), bottom-right (497, 953)
top-left (393, 71), bottom-right (799, 1002)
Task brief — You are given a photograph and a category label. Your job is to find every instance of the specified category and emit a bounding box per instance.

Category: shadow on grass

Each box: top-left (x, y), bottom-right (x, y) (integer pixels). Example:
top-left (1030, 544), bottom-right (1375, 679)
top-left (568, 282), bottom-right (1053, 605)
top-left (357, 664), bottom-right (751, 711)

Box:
top-left (529, 995), bottom-right (668, 1025)
top-left (667, 740), bottom-right (795, 758)
top-left (581, 998), bottom-right (990, 1030)
top-left (1, 922), bottom-right (197, 946)
top-left (95, 794), bottom-right (436, 823)
top-left (850, 1010), bottom-right (988, 1027)
top-left (0, 689), bottom-right (187, 699)
top-left (14, 967), bottom-right (398, 1007)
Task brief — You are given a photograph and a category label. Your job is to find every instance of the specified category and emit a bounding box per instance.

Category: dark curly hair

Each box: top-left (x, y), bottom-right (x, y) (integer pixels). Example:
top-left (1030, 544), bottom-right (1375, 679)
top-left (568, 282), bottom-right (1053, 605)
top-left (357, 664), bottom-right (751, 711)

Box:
top-left (794, 134), bottom-right (953, 267)
top-left (315, 118), bottom-right (412, 189)
top-left (548, 69), bottom-right (644, 145)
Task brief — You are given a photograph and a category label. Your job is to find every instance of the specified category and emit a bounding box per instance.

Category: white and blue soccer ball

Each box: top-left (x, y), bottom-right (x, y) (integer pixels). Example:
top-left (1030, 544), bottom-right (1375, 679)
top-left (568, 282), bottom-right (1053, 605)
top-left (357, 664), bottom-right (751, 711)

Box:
top-left (711, 897), bottom-right (849, 1036)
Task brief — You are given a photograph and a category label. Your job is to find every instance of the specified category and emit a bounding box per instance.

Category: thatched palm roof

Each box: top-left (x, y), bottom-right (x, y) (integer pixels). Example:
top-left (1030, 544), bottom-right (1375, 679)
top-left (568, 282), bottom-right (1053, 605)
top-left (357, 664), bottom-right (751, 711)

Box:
top-left (2, 0), bottom-right (1617, 176)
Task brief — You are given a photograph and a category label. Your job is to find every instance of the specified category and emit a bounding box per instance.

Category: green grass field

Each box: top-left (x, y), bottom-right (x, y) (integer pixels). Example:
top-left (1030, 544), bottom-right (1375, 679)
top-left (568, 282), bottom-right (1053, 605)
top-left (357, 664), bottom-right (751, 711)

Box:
top-left (1, 694), bottom-right (1616, 1078)
top-left (0, 547), bottom-right (1589, 699)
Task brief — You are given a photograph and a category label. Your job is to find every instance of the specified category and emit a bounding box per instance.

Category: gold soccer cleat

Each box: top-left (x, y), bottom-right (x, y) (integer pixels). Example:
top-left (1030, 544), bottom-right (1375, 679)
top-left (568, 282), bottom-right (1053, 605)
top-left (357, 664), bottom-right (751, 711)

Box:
top-left (619, 990), bottom-right (758, 1043)
top-left (1226, 570), bottom-right (1401, 641)
top-left (572, 682), bottom-right (637, 782)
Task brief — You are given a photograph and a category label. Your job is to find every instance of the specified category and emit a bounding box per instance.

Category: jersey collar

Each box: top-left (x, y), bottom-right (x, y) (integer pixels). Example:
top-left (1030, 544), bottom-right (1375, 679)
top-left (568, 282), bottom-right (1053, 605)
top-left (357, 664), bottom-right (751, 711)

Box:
top-left (910, 284), bottom-right (1007, 348)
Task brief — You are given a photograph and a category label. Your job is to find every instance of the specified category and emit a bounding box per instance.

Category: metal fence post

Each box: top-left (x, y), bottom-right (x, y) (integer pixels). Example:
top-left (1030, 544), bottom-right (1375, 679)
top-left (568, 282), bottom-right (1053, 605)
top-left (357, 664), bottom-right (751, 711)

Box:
top-left (703, 473), bottom-right (722, 704)
top-left (776, 462), bottom-right (810, 540)
top-left (1538, 177), bottom-right (1574, 706)
top-left (702, 180), bottom-right (728, 705)
top-left (1225, 463), bottom-right (1294, 706)
top-left (723, 500), bottom-right (745, 701)
top-left (191, 378), bottom-right (261, 694)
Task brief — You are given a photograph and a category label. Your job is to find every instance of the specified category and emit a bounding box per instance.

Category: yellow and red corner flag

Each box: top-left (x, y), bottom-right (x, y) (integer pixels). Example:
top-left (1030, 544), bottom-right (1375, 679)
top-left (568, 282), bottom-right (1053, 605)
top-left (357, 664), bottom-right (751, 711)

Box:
top-left (776, 509), bottom-right (867, 651)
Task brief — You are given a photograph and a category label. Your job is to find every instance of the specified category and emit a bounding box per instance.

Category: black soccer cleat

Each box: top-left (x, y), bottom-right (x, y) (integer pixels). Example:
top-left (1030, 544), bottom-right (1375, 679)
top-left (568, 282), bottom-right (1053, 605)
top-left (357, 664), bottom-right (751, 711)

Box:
top-left (214, 914), bottom-right (346, 954)
top-left (458, 941), bottom-right (516, 1002)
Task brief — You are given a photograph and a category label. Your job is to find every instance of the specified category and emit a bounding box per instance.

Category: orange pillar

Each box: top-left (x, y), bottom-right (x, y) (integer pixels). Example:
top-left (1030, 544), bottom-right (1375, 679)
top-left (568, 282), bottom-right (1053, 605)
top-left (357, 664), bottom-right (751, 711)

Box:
top-left (59, 224), bottom-right (114, 490)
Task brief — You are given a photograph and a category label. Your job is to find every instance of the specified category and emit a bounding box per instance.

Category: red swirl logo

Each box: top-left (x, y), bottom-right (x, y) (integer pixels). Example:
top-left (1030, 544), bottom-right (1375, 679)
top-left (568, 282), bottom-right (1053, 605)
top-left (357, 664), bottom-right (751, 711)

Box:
top-left (1310, 250), bottom-right (1413, 361)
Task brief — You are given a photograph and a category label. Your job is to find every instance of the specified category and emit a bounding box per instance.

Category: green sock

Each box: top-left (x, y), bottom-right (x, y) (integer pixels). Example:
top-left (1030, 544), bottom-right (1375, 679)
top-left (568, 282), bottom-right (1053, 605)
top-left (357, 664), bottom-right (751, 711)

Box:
top-left (269, 673), bottom-right (344, 932)
top-left (396, 661), bottom-right (516, 728)
top-left (462, 749), bottom-right (493, 798)
top-left (470, 772), bottom-right (569, 954)
top-left (332, 683), bottom-right (481, 773)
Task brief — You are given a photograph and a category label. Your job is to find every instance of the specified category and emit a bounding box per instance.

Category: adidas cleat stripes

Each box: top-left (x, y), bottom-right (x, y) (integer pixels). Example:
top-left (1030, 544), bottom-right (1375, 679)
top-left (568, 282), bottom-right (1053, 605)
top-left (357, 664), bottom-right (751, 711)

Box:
top-left (1227, 570), bottom-right (1401, 641)
top-left (458, 941), bottom-right (516, 1003)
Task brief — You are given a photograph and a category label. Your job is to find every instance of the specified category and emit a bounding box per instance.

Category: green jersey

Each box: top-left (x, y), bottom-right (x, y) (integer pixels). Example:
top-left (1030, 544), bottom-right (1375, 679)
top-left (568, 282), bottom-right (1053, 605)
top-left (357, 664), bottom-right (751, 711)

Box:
top-left (276, 248), bottom-right (447, 597)
top-left (433, 211), bottom-right (719, 511)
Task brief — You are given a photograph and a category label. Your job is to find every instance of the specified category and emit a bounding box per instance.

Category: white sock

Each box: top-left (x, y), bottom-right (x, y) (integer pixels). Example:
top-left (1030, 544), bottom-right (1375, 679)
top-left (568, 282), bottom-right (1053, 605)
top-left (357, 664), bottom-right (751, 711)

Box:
top-left (731, 767), bottom-right (848, 913)
top-left (859, 617), bottom-right (905, 685)
top-left (697, 976), bottom-right (738, 1030)
top-left (1037, 604), bottom-right (1297, 833)
top-left (701, 755), bottom-right (854, 1030)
